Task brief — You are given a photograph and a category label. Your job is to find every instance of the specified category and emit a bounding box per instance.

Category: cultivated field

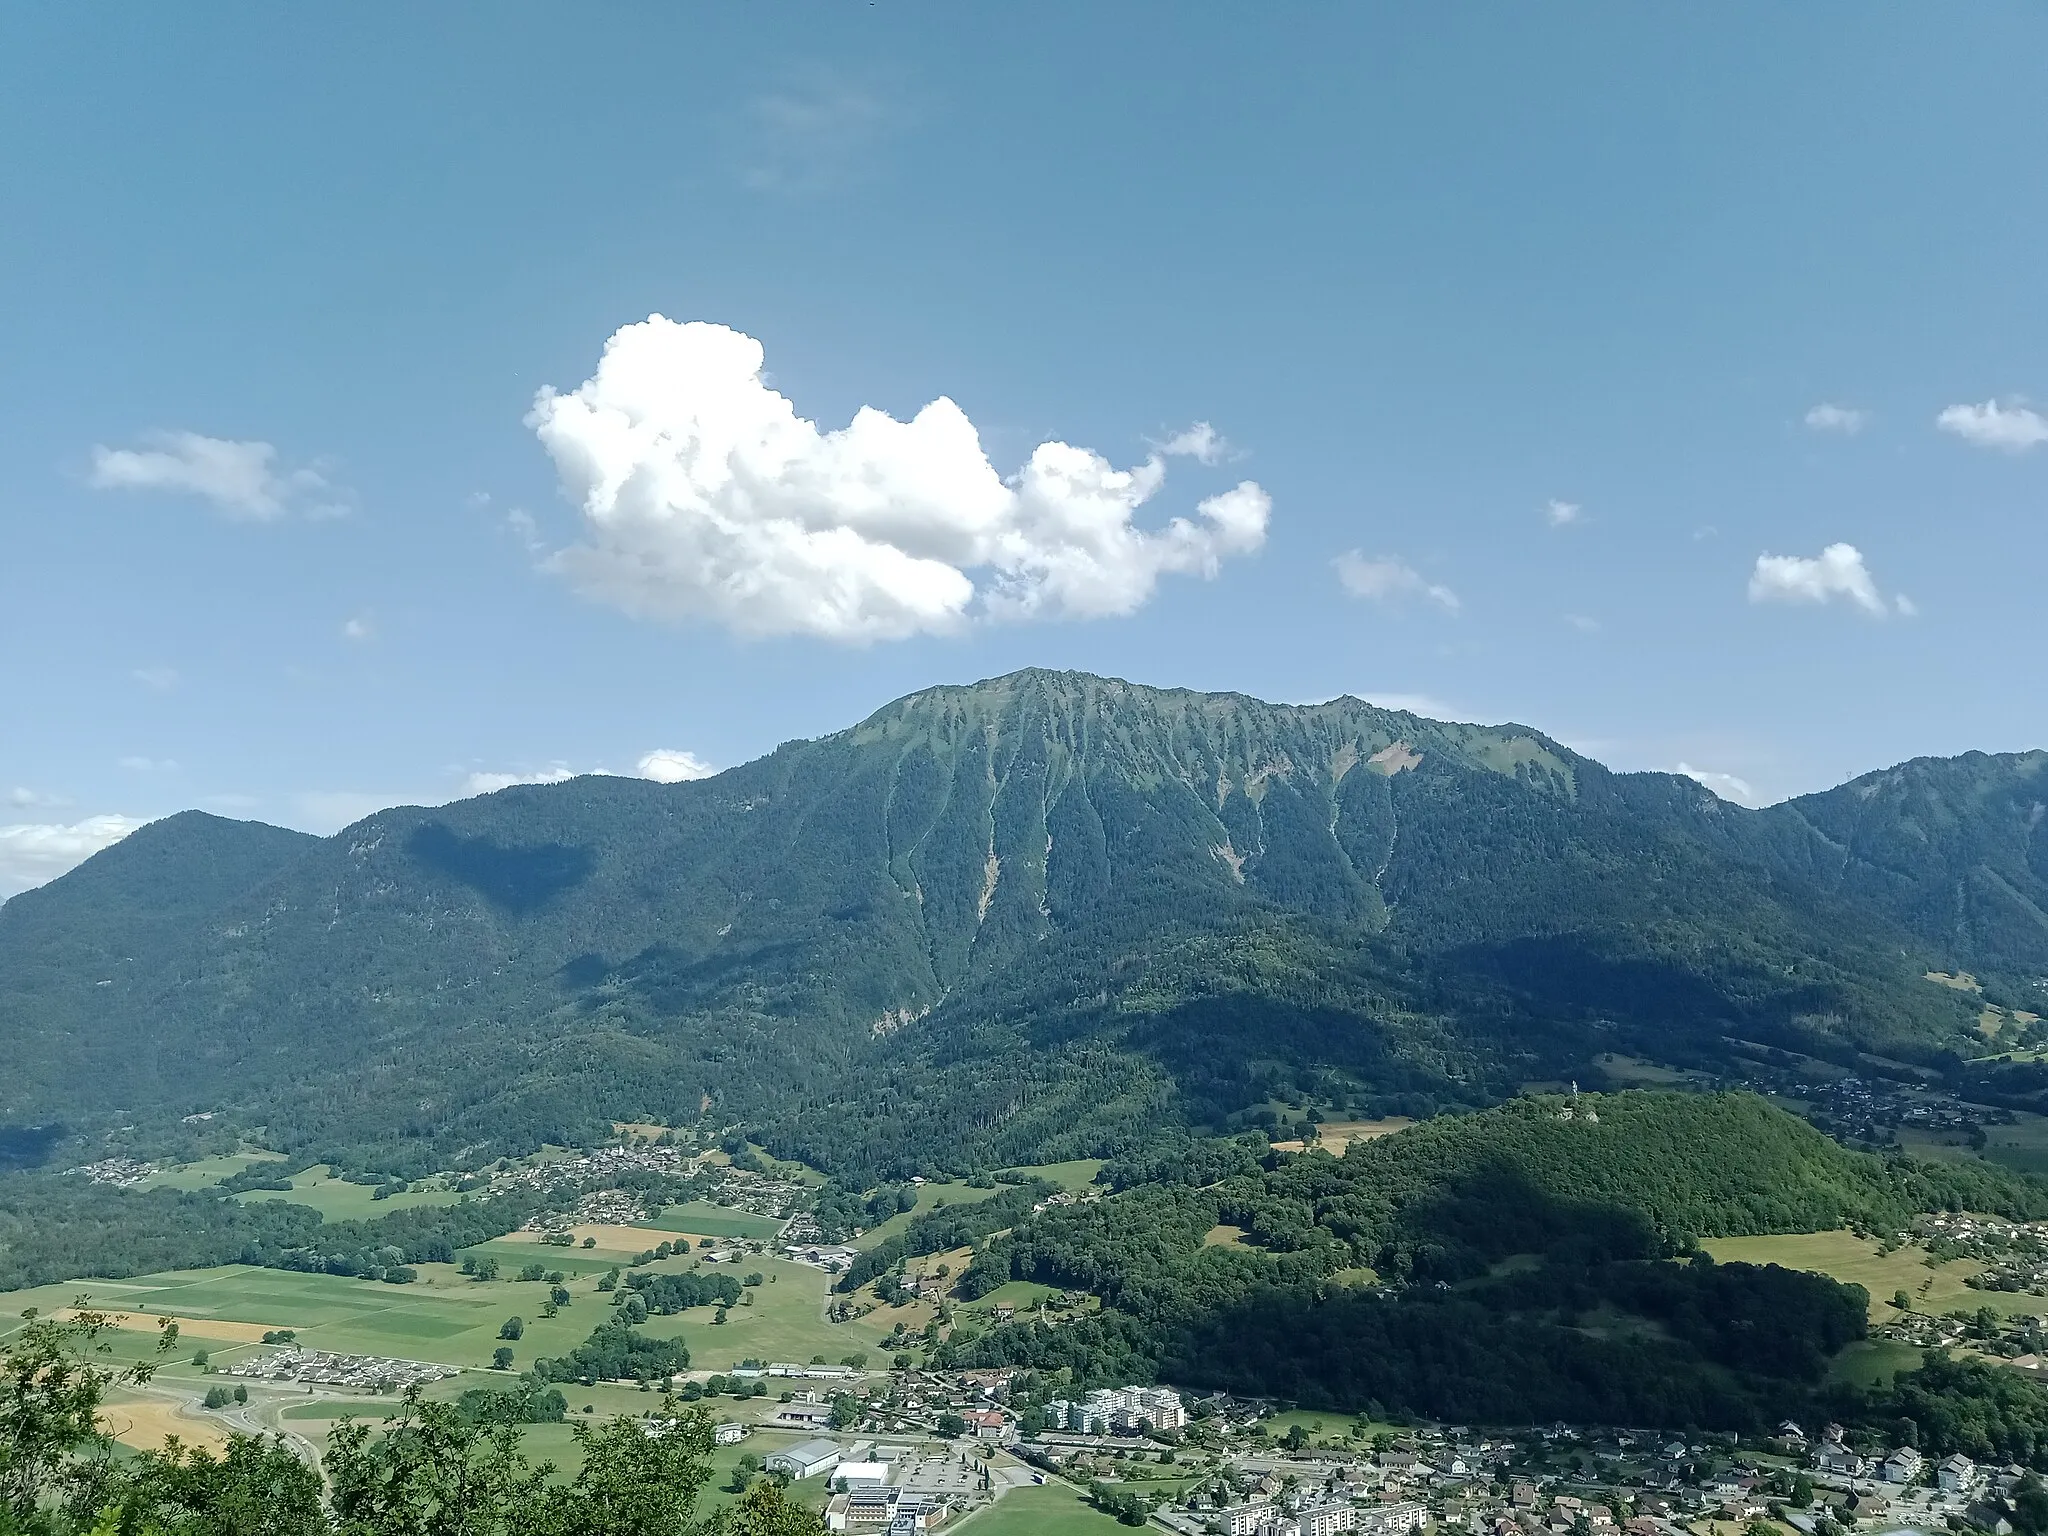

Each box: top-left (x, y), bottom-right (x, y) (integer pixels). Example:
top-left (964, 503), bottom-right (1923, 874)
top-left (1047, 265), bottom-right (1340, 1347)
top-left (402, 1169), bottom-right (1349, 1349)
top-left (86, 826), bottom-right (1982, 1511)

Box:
top-left (0, 1249), bottom-right (894, 1380)
top-left (635, 1202), bottom-right (785, 1241)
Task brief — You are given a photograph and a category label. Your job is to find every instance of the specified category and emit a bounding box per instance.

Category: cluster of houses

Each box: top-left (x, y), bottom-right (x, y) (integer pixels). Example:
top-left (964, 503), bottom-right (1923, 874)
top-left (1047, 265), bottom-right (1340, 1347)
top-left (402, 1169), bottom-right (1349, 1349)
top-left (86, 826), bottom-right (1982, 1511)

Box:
top-left (493, 1142), bottom-right (805, 1231)
top-left (1044, 1385), bottom-right (1190, 1435)
top-left (219, 1347), bottom-right (458, 1391)
top-left (1796, 1420), bottom-right (1978, 1494)
top-left (67, 1156), bottom-right (156, 1187)
top-left (1916, 1210), bottom-right (2048, 1294)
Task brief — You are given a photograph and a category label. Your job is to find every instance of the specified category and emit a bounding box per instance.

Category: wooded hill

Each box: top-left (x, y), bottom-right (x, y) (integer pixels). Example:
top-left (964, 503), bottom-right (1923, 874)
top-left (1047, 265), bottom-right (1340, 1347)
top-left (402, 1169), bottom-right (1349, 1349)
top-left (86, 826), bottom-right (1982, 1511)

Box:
top-left (946, 1090), bottom-right (2048, 1429)
top-left (1, 669), bottom-right (2042, 1180)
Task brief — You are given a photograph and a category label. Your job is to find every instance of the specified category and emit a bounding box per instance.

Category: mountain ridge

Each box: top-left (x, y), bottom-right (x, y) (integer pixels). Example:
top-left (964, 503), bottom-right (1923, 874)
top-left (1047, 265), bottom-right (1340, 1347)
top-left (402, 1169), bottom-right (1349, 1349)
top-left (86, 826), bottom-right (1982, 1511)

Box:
top-left (2, 669), bottom-right (2042, 1178)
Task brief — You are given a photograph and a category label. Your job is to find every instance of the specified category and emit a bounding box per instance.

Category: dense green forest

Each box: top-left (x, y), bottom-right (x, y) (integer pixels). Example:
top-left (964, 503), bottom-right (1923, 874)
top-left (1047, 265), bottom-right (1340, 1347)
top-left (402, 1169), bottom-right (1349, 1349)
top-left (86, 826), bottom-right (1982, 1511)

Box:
top-left (3, 670), bottom-right (2040, 1190)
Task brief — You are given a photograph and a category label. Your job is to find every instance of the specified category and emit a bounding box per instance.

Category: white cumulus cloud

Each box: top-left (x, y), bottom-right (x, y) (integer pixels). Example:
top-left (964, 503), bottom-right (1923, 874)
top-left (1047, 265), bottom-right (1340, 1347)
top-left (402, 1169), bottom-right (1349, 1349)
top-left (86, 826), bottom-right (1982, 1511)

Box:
top-left (89, 431), bottom-right (345, 519)
top-left (1333, 551), bottom-right (1460, 613)
top-left (461, 765), bottom-right (580, 797)
top-left (638, 749), bottom-right (716, 784)
top-left (1545, 499), bottom-right (1582, 527)
top-left (528, 318), bottom-right (1270, 644)
top-left (1804, 403), bottom-right (1866, 435)
top-left (1748, 542), bottom-right (1909, 616)
top-left (1936, 399), bottom-right (2048, 453)
top-left (1676, 763), bottom-right (1764, 808)
top-left (0, 814), bottom-right (151, 899)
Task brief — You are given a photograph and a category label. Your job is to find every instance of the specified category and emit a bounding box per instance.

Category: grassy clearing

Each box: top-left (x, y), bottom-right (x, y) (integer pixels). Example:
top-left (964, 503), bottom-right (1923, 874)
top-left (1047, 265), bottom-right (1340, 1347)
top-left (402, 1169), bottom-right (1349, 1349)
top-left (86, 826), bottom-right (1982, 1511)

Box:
top-left (1828, 1338), bottom-right (1925, 1389)
top-left (236, 1167), bottom-right (460, 1222)
top-left (139, 1152), bottom-right (286, 1192)
top-left (635, 1203), bottom-right (784, 1241)
top-left (1700, 1230), bottom-right (2048, 1321)
top-left (857, 1183), bottom-right (1000, 1249)
top-left (959, 1482), bottom-right (1130, 1535)
top-left (1008, 1160), bottom-right (1103, 1192)
top-left (965, 1280), bottom-right (1063, 1312)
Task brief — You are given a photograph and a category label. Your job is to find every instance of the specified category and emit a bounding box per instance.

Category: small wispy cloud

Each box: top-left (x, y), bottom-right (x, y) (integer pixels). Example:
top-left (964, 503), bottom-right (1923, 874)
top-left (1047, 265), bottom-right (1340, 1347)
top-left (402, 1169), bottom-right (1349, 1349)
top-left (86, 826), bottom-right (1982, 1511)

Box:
top-left (728, 68), bottom-right (901, 195)
top-left (1564, 613), bottom-right (1600, 633)
top-left (1676, 763), bottom-right (1764, 808)
top-left (342, 614), bottom-right (374, 643)
top-left (1936, 398), bottom-right (2048, 454)
top-left (90, 431), bottom-right (346, 519)
top-left (1333, 551), bottom-right (1460, 613)
top-left (131, 665), bottom-right (179, 691)
top-left (1748, 542), bottom-right (1910, 617)
top-left (1803, 403), bottom-right (1866, 435)
top-left (1544, 499), bottom-right (1583, 528)
top-left (1152, 423), bottom-right (1229, 465)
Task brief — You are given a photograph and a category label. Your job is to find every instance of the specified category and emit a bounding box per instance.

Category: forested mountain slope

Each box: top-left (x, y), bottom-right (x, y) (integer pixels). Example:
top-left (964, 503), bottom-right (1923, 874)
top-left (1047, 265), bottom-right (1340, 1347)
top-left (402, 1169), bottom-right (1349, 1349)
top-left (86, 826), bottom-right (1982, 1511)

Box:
top-left (0, 670), bottom-right (2034, 1179)
top-left (1751, 750), bottom-right (2048, 980)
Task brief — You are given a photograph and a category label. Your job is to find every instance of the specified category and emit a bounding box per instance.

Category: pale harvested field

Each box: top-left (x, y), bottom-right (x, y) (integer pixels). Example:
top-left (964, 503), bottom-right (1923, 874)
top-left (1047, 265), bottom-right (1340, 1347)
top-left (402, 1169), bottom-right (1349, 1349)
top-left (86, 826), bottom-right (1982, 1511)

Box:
top-left (99, 1392), bottom-right (232, 1455)
top-left (1273, 1118), bottom-right (1415, 1154)
top-left (54, 1306), bottom-right (285, 1345)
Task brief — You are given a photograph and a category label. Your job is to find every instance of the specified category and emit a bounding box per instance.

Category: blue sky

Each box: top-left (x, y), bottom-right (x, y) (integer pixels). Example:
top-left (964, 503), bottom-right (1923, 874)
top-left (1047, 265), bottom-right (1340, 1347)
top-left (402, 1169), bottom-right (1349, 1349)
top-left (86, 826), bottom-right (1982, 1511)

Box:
top-left (3, 4), bottom-right (2044, 895)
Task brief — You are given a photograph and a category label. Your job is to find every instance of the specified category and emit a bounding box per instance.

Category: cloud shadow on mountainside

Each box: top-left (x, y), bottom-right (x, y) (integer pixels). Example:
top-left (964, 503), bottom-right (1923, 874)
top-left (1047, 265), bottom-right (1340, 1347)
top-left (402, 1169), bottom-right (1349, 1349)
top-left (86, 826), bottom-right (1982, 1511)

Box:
top-left (406, 823), bottom-right (597, 915)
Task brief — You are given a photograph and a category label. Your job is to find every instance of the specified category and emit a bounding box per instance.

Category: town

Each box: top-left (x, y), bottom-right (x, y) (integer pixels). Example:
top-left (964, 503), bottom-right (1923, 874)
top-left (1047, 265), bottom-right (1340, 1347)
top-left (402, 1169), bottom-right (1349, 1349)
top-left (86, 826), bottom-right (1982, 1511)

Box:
top-left (656, 1370), bottom-right (2030, 1536)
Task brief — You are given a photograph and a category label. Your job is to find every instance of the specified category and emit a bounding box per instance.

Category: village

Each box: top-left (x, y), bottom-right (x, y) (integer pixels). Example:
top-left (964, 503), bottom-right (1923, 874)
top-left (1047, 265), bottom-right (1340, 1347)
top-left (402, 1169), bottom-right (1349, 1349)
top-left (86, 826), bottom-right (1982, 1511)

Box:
top-left (642, 1366), bottom-right (2034, 1536)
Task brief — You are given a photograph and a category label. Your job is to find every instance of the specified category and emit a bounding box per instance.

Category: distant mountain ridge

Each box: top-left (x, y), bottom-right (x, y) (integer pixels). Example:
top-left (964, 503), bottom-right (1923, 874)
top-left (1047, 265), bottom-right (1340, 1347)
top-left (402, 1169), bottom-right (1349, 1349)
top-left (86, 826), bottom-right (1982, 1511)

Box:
top-left (1, 669), bottom-right (2042, 1178)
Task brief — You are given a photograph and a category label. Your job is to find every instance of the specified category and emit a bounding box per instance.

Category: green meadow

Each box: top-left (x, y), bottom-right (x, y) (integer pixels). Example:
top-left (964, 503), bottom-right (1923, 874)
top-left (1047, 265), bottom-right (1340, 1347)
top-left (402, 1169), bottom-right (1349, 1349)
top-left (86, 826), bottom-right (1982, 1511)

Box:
top-left (956, 1482), bottom-right (1131, 1534)
top-left (236, 1166), bottom-right (462, 1222)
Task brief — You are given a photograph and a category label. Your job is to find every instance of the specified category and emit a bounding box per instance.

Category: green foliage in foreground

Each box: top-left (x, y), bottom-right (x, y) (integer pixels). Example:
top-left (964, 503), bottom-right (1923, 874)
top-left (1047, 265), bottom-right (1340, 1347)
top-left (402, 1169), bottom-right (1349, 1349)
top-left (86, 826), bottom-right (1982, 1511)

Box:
top-left (0, 1310), bottom-right (821, 1536)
